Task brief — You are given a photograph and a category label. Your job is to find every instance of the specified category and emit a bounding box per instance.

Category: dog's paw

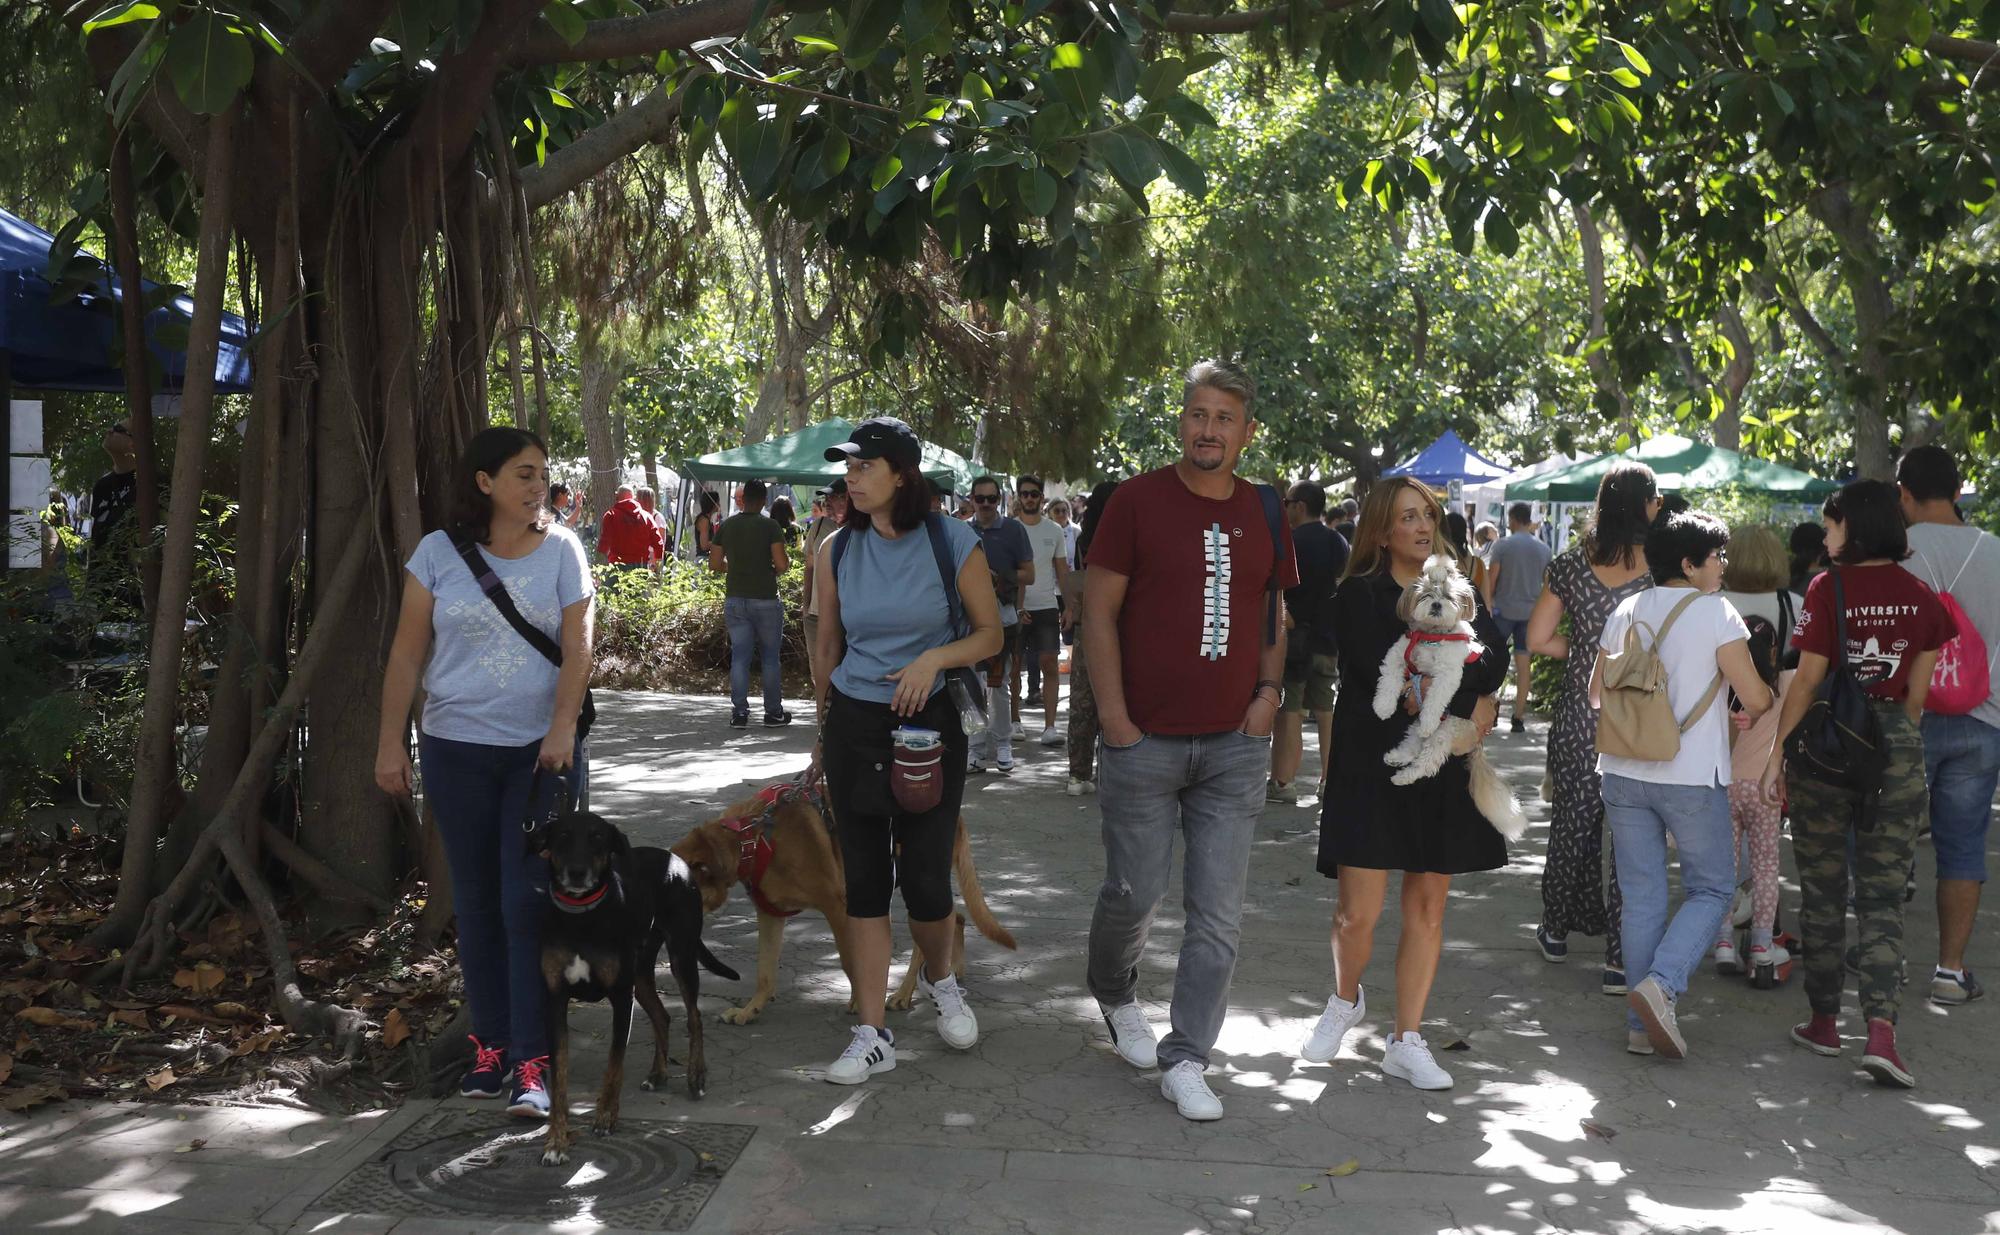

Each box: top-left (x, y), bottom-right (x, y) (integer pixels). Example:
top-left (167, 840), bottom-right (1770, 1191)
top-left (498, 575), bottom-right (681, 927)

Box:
top-left (686, 1073), bottom-right (707, 1100)
top-left (541, 1145), bottom-right (570, 1167)
top-left (640, 1074), bottom-right (664, 1092)
top-left (590, 1111), bottom-right (618, 1137)
top-left (887, 990), bottom-right (915, 1011)
top-left (719, 1005), bottom-right (759, 1025)
top-left (1383, 746), bottom-right (1413, 767)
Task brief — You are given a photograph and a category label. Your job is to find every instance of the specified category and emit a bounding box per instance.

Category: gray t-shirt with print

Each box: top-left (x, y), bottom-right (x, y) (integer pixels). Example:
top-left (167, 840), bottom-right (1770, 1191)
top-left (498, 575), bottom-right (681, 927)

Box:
top-left (1904, 521), bottom-right (2000, 731)
top-left (406, 524), bottom-right (595, 746)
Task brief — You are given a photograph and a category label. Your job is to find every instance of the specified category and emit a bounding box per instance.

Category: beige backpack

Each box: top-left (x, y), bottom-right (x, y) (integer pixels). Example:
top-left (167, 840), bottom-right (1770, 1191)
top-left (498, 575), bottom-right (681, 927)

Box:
top-left (1597, 591), bottom-right (1724, 761)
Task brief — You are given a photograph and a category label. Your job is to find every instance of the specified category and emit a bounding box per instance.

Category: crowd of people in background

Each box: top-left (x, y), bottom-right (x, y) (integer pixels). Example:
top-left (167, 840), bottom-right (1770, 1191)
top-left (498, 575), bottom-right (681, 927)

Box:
top-left (370, 363), bottom-right (1997, 1122)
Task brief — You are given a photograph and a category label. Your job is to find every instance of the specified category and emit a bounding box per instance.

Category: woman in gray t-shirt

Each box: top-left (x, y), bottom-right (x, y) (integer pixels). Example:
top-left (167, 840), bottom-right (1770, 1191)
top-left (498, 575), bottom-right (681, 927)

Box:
top-left (374, 427), bottom-right (595, 1120)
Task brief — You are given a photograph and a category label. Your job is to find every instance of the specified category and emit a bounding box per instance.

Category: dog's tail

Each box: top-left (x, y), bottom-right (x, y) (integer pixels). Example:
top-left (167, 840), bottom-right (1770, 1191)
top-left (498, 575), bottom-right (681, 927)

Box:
top-left (952, 816), bottom-right (1017, 950)
top-left (698, 942), bottom-right (740, 982)
top-left (1466, 748), bottom-right (1529, 842)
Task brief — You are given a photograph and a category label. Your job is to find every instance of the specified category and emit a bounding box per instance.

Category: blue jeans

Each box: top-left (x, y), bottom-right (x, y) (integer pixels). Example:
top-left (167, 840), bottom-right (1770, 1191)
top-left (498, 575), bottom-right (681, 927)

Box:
top-left (1600, 773), bottom-right (1736, 1031)
top-left (1086, 729), bottom-right (1271, 1069)
top-left (1923, 712), bottom-right (2000, 882)
top-left (418, 733), bottom-right (581, 1063)
top-left (724, 596), bottom-right (785, 718)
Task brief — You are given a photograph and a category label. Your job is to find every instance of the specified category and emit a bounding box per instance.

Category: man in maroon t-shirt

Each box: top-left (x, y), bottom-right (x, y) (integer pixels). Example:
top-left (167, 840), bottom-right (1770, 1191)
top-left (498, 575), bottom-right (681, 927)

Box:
top-left (1081, 358), bottom-right (1299, 1122)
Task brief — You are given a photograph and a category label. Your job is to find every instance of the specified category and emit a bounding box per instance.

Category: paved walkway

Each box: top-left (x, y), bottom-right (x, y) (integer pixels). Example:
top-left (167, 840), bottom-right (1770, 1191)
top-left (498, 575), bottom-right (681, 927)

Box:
top-left (6, 688), bottom-right (2000, 1234)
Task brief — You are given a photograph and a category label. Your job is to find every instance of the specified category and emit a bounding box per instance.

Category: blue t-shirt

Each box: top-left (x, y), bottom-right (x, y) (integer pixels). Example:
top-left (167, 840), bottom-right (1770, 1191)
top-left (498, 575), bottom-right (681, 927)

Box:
top-left (406, 525), bottom-right (595, 745)
top-left (971, 515), bottom-right (1033, 625)
top-left (830, 517), bottom-right (981, 705)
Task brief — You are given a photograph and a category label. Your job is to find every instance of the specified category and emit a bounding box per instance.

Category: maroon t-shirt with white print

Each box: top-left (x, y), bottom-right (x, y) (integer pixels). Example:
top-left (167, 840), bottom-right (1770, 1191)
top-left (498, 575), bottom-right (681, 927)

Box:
top-left (1791, 563), bottom-right (1954, 700)
top-left (1087, 466), bottom-right (1299, 735)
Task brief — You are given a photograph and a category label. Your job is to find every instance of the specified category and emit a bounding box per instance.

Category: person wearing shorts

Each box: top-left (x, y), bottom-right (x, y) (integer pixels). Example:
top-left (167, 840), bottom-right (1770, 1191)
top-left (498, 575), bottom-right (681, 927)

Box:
top-left (1271, 481), bottom-right (1345, 800)
top-left (967, 475), bottom-right (1033, 772)
top-left (1484, 502), bottom-right (1552, 732)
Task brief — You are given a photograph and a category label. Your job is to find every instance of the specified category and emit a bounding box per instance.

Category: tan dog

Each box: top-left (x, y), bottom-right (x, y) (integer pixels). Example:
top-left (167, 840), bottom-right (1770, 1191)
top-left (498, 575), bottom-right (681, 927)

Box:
top-left (672, 790), bottom-right (1016, 1024)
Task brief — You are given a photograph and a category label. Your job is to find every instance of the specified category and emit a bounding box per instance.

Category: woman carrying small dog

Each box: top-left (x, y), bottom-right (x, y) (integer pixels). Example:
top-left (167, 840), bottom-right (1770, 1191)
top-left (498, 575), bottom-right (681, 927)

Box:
top-left (1304, 478), bottom-right (1506, 1090)
top-left (812, 418), bottom-right (1003, 1085)
top-left (375, 426), bottom-right (595, 1118)
top-left (1590, 511), bottom-right (1772, 1059)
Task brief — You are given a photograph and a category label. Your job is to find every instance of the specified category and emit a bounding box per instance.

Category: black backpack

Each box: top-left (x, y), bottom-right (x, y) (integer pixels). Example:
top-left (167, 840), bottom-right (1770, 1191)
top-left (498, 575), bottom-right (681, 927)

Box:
top-left (1783, 567), bottom-right (1888, 805)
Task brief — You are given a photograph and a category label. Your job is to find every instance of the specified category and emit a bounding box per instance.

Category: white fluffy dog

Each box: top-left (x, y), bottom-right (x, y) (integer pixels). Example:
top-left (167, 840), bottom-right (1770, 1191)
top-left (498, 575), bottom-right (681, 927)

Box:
top-left (1371, 554), bottom-right (1528, 840)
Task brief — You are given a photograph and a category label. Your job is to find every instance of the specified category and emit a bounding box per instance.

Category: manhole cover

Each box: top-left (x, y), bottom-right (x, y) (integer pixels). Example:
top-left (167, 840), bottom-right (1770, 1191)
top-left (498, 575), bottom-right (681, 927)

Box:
top-left (313, 1109), bottom-right (755, 1230)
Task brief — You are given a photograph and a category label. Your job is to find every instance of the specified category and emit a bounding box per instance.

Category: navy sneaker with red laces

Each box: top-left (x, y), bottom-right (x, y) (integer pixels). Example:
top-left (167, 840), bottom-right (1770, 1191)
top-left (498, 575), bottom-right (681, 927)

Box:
top-left (460, 1035), bottom-right (507, 1099)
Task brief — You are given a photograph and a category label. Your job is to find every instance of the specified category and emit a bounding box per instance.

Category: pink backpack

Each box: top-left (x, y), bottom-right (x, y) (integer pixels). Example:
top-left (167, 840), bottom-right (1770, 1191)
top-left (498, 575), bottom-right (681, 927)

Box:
top-left (1918, 536), bottom-right (1995, 716)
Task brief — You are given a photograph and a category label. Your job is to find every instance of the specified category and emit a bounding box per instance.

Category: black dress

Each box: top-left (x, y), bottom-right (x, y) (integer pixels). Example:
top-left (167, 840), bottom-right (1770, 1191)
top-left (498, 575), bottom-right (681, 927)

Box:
top-left (1317, 569), bottom-right (1510, 877)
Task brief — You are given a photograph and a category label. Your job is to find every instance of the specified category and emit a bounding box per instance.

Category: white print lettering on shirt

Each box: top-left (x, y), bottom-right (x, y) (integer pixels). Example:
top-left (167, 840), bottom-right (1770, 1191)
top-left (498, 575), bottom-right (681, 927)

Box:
top-left (1796, 604), bottom-right (1914, 687)
top-left (1200, 523), bottom-right (1237, 660)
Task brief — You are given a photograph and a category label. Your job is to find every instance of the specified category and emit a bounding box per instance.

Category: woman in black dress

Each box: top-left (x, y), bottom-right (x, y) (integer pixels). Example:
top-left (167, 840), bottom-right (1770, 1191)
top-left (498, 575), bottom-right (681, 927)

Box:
top-left (1299, 477), bottom-right (1507, 1090)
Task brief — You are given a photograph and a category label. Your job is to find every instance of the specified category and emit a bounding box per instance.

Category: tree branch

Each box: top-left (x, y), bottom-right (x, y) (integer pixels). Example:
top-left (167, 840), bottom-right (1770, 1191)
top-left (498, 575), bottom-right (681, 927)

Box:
top-left (1155, 0), bottom-right (1367, 34)
top-left (512, 0), bottom-right (762, 65)
top-left (288, 0), bottom-right (399, 92)
top-left (520, 82), bottom-right (687, 209)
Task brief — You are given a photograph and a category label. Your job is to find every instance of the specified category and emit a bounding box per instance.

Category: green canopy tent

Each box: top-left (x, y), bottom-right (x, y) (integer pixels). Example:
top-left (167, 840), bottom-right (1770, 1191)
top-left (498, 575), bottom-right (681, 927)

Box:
top-left (673, 419), bottom-right (986, 556)
top-left (1505, 434), bottom-right (1838, 502)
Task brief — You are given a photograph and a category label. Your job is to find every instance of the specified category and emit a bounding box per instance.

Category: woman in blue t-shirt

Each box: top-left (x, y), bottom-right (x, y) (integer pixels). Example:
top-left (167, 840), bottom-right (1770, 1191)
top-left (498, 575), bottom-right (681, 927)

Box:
top-left (374, 427), bottom-right (595, 1119)
top-left (811, 417), bottom-right (1002, 1087)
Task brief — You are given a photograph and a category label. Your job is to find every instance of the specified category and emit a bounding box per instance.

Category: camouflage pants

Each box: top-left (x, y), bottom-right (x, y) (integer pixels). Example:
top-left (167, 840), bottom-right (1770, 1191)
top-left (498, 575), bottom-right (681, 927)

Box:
top-left (1788, 703), bottom-right (1927, 1023)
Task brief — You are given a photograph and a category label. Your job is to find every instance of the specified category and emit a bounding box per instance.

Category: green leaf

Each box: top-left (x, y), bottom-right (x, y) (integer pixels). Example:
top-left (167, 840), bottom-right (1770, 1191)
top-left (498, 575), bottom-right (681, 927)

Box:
top-left (1137, 56), bottom-right (1188, 103)
top-left (1607, 67), bottom-right (1641, 88)
top-left (1018, 167), bottom-right (1059, 216)
top-left (1544, 65), bottom-right (1575, 81)
top-left (719, 97), bottom-right (785, 196)
top-left (960, 71), bottom-right (993, 103)
top-left (1617, 41), bottom-right (1652, 77)
top-left (869, 152), bottom-right (904, 192)
top-left (1052, 42), bottom-right (1084, 69)
top-left (1156, 139), bottom-right (1207, 200)
top-left (843, 0), bottom-right (899, 63)
top-left (540, 1), bottom-right (585, 46)
top-left (793, 34), bottom-right (840, 54)
top-left (1093, 127), bottom-right (1159, 191)
top-left (1483, 206), bottom-right (1520, 256)
top-left (165, 10), bottom-right (254, 115)
top-left (794, 128), bottom-right (852, 192)
top-left (82, 2), bottom-right (167, 34)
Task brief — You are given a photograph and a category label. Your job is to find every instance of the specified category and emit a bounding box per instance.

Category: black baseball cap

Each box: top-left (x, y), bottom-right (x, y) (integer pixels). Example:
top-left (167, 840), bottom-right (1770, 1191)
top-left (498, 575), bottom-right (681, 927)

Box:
top-left (824, 417), bottom-right (921, 470)
top-left (815, 477), bottom-right (848, 497)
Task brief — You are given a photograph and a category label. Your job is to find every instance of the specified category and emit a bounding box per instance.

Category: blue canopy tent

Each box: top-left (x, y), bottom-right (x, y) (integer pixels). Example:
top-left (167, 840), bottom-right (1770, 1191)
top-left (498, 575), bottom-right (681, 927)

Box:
top-left (1381, 429), bottom-right (1510, 490)
top-left (1, 207), bottom-right (253, 394)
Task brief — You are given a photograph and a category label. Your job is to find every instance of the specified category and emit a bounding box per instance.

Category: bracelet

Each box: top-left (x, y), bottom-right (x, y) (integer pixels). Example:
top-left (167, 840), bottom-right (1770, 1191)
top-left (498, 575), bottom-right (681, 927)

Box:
top-left (1256, 679), bottom-right (1281, 693)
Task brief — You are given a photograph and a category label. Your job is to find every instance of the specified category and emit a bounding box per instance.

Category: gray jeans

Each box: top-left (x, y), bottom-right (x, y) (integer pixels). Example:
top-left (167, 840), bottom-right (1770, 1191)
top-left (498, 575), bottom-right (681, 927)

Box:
top-left (1086, 729), bottom-right (1271, 1069)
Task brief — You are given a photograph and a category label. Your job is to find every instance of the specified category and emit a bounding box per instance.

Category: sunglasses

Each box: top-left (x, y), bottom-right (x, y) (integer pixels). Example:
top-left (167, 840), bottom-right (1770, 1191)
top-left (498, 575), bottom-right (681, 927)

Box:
top-left (972, 493), bottom-right (1000, 504)
top-left (107, 423), bottom-right (130, 435)
top-left (1018, 489), bottom-right (1043, 498)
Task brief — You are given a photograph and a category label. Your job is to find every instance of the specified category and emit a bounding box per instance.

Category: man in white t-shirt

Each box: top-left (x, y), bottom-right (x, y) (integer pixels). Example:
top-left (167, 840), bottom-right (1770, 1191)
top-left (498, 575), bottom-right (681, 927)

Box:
top-left (1899, 445), bottom-right (2000, 1006)
top-left (1014, 475), bottom-right (1072, 746)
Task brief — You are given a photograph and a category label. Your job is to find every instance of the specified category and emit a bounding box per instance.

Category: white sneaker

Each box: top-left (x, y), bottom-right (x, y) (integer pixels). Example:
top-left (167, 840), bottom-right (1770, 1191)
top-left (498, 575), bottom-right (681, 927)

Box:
top-left (1065, 778), bottom-right (1096, 796)
top-left (995, 744), bottom-right (1015, 773)
top-left (1101, 1002), bottom-right (1158, 1069)
top-left (1382, 1031), bottom-right (1454, 1090)
top-left (1714, 941), bottom-right (1743, 975)
top-left (918, 970), bottom-right (979, 1049)
top-left (1626, 1030), bottom-right (1655, 1056)
top-left (1038, 725), bottom-right (1064, 746)
top-left (1300, 986), bottom-right (1366, 1064)
top-left (1011, 720), bottom-right (1027, 741)
top-left (1159, 1060), bottom-right (1223, 1121)
top-left (825, 1025), bottom-right (895, 1085)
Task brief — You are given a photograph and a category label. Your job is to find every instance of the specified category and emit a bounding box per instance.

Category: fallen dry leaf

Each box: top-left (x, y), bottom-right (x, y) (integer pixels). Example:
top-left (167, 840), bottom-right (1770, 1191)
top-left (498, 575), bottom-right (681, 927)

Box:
top-left (1298, 1182), bottom-right (1317, 1192)
top-left (15, 1007), bottom-right (92, 1031)
top-left (1325, 1159), bottom-right (1361, 1177)
top-left (144, 1066), bottom-right (177, 1092)
top-left (210, 1002), bottom-right (253, 1021)
top-left (381, 1008), bottom-right (412, 1049)
top-left (231, 1029), bottom-right (283, 1057)
top-left (171, 965), bottom-right (226, 996)
top-left (0, 1082), bottom-right (67, 1112)
top-left (173, 1138), bottom-right (207, 1154)
top-left (0, 1053), bottom-right (10, 1084)
top-left (108, 1010), bottom-right (150, 1031)
top-left (1580, 1119), bottom-right (1617, 1141)
top-left (1440, 1038), bottom-right (1471, 1052)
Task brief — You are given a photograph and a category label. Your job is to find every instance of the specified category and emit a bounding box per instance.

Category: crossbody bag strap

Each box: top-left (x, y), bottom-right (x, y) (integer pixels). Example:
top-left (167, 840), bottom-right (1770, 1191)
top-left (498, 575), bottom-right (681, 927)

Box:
top-left (452, 536), bottom-right (564, 668)
top-left (924, 513), bottom-right (968, 639)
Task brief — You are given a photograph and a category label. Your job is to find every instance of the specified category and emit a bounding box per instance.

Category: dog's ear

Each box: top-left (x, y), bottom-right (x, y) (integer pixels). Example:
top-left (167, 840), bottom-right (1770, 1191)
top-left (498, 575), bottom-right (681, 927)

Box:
top-left (1395, 579), bottom-right (1419, 625)
top-left (608, 825), bottom-right (633, 870)
top-left (524, 821), bottom-right (550, 861)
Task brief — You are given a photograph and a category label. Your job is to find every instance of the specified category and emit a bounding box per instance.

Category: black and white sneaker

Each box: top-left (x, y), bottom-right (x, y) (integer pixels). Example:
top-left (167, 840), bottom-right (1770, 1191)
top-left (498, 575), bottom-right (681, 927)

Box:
top-left (729, 711), bottom-right (750, 729)
top-left (763, 710), bottom-right (793, 727)
top-left (825, 1025), bottom-right (895, 1085)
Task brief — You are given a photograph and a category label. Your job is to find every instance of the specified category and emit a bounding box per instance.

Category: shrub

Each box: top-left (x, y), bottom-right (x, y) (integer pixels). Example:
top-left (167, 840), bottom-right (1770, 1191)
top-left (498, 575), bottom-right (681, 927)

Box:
top-left (591, 560), bottom-right (812, 692)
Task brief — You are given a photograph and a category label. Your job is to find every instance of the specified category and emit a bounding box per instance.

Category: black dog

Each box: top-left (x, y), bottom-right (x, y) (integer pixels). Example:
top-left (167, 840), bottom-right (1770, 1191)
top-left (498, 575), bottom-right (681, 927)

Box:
top-left (526, 787), bottom-right (738, 1166)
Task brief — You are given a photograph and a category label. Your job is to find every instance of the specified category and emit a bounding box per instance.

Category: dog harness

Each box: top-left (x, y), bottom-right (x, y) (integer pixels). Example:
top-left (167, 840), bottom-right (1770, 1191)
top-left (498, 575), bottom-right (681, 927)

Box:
top-left (720, 772), bottom-right (825, 920)
top-left (1403, 630), bottom-right (1481, 712)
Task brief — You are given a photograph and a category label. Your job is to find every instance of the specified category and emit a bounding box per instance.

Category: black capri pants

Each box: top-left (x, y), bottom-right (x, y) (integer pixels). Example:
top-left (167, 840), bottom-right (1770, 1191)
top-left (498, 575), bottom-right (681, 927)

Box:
top-left (822, 686), bottom-right (968, 921)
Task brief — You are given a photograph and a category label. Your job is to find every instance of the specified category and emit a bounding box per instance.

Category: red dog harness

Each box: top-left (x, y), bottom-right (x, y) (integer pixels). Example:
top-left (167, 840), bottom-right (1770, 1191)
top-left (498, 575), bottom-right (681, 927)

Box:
top-left (1403, 630), bottom-right (1482, 711)
top-left (719, 773), bottom-right (825, 920)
